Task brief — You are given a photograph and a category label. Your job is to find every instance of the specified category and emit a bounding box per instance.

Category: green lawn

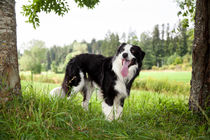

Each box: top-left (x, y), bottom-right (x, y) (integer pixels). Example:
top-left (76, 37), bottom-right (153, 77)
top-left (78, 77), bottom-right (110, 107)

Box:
top-left (140, 71), bottom-right (191, 83)
top-left (1, 71), bottom-right (208, 139)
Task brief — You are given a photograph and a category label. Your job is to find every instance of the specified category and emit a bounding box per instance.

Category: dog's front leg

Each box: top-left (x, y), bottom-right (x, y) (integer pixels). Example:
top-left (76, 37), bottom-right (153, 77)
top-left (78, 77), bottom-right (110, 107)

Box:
top-left (102, 101), bottom-right (114, 121)
top-left (114, 97), bottom-right (125, 120)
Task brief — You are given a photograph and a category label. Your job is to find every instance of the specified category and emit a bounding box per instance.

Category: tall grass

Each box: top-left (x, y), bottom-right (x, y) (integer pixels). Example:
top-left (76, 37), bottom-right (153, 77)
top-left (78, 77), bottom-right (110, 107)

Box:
top-left (133, 78), bottom-right (190, 96)
top-left (20, 72), bottom-right (64, 84)
top-left (0, 81), bottom-right (209, 139)
top-left (20, 71), bottom-right (191, 95)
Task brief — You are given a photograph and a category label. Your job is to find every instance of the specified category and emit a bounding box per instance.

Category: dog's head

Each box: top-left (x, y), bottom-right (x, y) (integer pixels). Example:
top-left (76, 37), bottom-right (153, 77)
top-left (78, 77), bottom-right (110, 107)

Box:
top-left (113, 43), bottom-right (145, 77)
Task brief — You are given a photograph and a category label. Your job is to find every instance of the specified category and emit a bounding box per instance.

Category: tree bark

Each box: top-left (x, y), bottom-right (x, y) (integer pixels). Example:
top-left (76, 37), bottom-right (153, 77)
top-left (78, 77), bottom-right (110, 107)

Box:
top-left (189, 0), bottom-right (210, 111)
top-left (0, 0), bottom-right (21, 102)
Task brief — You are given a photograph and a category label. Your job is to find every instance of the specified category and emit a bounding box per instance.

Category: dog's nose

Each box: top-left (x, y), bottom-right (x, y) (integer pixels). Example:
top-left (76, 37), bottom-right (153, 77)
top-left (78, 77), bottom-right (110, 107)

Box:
top-left (122, 53), bottom-right (128, 58)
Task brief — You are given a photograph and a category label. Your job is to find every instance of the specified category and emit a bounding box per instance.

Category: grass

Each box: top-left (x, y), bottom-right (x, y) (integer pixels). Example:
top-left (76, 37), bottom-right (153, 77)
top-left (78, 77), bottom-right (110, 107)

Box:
top-left (20, 71), bottom-right (191, 84)
top-left (0, 80), bottom-right (209, 139)
top-left (20, 71), bottom-right (191, 95)
top-left (1, 71), bottom-right (209, 139)
top-left (133, 78), bottom-right (190, 96)
top-left (140, 71), bottom-right (191, 83)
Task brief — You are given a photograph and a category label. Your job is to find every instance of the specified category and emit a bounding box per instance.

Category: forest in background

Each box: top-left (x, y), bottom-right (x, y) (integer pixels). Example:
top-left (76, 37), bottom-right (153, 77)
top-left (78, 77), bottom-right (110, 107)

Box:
top-left (18, 21), bottom-right (193, 74)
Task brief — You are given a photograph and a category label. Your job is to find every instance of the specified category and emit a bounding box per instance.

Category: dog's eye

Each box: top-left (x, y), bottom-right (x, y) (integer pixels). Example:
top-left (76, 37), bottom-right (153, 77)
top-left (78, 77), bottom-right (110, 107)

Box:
top-left (131, 49), bottom-right (135, 53)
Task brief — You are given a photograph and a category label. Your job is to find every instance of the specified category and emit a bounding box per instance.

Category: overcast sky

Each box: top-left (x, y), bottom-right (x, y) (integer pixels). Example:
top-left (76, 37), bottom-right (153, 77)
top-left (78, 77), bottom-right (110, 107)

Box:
top-left (16, 0), bottom-right (180, 50)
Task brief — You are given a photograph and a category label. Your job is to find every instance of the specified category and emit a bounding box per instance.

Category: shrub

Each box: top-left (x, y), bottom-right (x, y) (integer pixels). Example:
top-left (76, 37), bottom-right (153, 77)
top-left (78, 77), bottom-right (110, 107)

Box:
top-left (152, 66), bottom-right (159, 70)
top-left (51, 61), bottom-right (58, 73)
top-left (167, 53), bottom-right (178, 65)
top-left (183, 54), bottom-right (192, 65)
top-left (159, 65), bottom-right (169, 70)
top-left (168, 64), bottom-right (176, 70)
top-left (31, 63), bottom-right (42, 74)
top-left (174, 57), bottom-right (183, 65)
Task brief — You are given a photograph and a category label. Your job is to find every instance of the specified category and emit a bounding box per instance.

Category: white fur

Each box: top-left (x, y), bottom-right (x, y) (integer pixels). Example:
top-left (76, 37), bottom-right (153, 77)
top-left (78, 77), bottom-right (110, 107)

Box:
top-left (102, 101), bottom-right (114, 121)
top-left (114, 94), bottom-right (124, 119)
top-left (102, 95), bottom-right (124, 121)
top-left (125, 65), bottom-right (138, 82)
top-left (114, 79), bottom-right (128, 97)
top-left (123, 44), bottom-right (135, 61)
top-left (72, 72), bottom-right (85, 93)
top-left (50, 87), bottom-right (65, 97)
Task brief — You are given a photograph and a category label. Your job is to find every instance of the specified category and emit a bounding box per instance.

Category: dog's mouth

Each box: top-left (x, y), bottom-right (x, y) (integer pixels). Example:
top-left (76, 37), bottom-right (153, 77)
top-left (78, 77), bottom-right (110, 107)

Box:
top-left (121, 59), bottom-right (131, 77)
top-left (121, 59), bottom-right (136, 77)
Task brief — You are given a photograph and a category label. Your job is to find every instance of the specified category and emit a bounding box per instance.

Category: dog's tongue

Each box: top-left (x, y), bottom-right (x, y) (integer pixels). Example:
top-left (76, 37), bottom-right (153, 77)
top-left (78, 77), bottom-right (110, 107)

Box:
top-left (121, 60), bottom-right (130, 77)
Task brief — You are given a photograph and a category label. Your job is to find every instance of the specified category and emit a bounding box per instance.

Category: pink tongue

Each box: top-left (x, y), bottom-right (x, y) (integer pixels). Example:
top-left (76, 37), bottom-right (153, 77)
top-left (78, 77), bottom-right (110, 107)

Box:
top-left (121, 60), bottom-right (130, 77)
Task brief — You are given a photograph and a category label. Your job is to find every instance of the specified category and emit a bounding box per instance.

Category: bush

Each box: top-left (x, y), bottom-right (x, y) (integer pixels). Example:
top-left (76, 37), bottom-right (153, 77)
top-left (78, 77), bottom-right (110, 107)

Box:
top-left (51, 61), bottom-right (58, 73)
top-left (174, 57), bottom-right (183, 64)
top-left (168, 64), bottom-right (176, 70)
top-left (159, 65), bottom-right (169, 70)
top-left (167, 54), bottom-right (178, 65)
top-left (183, 54), bottom-right (192, 65)
top-left (152, 66), bottom-right (159, 70)
top-left (31, 63), bottom-right (41, 74)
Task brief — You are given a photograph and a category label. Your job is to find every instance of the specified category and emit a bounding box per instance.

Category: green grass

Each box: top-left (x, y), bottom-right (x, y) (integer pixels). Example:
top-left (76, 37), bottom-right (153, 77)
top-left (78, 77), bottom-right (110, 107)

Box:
top-left (140, 71), bottom-right (191, 83)
top-left (1, 71), bottom-right (209, 139)
top-left (20, 71), bottom-right (191, 84)
top-left (0, 80), bottom-right (209, 139)
top-left (134, 78), bottom-right (190, 96)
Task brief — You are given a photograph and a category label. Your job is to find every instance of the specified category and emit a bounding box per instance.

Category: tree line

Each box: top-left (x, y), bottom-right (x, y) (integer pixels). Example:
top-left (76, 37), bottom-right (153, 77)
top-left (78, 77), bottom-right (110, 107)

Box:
top-left (19, 22), bottom-right (193, 73)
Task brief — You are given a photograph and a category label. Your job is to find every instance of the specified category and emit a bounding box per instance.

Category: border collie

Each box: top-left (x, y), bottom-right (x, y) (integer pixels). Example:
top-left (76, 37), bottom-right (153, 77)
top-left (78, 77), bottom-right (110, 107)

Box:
top-left (50, 43), bottom-right (145, 121)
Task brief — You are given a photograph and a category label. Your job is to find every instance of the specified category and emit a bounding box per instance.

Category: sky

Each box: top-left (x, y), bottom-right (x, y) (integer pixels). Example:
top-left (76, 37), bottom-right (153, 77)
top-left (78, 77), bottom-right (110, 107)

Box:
top-left (16, 0), bottom-right (180, 50)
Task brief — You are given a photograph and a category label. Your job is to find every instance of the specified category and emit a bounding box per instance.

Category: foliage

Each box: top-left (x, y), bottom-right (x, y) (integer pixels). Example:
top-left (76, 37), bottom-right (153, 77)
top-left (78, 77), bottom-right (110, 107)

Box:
top-left (22, 0), bottom-right (100, 28)
top-left (176, 0), bottom-right (196, 28)
top-left (101, 32), bottom-right (120, 57)
top-left (51, 61), bottom-right (58, 73)
top-left (19, 40), bottom-right (47, 74)
top-left (72, 41), bottom-right (88, 55)
top-left (167, 53), bottom-right (179, 65)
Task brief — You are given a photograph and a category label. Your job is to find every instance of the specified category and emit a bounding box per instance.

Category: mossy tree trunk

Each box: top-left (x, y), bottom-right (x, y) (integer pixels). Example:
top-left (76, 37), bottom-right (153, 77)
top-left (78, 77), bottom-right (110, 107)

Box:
top-left (0, 0), bottom-right (21, 102)
top-left (189, 0), bottom-right (210, 112)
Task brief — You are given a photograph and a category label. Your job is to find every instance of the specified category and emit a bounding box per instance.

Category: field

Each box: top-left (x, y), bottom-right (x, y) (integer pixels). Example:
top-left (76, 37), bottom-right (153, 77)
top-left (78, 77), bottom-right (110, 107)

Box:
top-left (20, 71), bottom-right (192, 83)
top-left (0, 71), bottom-right (209, 139)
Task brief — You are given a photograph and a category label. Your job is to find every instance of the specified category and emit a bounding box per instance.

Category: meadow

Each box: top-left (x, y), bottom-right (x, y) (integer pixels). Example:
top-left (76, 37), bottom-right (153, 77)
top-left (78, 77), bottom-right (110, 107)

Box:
top-left (0, 71), bottom-right (209, 139)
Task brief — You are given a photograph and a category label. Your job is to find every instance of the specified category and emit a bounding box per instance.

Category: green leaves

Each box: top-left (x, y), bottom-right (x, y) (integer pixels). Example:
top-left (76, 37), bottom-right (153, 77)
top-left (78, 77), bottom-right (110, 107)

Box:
top-left (74, 0), bottom-right (100, 8)
top-left (22, 0), bottom-right (70, 28)
top-left (22, 0), bottom-right (100, 28)
top-left (176, 0), bottom-right (196, 28)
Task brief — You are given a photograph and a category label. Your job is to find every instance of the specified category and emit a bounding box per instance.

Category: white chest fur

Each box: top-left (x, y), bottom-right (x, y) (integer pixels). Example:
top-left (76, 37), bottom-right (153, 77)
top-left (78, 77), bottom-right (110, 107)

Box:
top-left (112, 54), bottom-right (138, 97)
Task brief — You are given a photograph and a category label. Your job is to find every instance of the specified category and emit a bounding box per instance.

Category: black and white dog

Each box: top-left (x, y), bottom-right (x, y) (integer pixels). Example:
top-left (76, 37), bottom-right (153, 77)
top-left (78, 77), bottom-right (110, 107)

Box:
top-left (50, 43), bottom-right (145, 121)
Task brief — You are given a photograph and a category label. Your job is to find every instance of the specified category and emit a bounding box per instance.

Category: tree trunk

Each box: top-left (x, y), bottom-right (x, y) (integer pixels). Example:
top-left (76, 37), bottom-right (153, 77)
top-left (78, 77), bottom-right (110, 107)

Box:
top-left (189, 0), bottom-right (210, 112)
top-left (0, 0), bottom-right (21, 102)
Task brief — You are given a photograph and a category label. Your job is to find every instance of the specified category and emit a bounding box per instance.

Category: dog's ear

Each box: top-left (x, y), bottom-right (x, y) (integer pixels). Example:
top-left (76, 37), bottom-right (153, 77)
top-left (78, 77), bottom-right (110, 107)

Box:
top-left (140, 50), bottom-right (145, 61)
top-left (116, 43), bottom-right (127, 55)
top-left (120, 43), bottom-right (127, 47)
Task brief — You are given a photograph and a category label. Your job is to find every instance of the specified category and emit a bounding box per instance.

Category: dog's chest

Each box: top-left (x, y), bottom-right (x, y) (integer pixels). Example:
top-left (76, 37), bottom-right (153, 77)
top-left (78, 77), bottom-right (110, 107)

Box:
top-left (114, 79), bottom-right (128, 97)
